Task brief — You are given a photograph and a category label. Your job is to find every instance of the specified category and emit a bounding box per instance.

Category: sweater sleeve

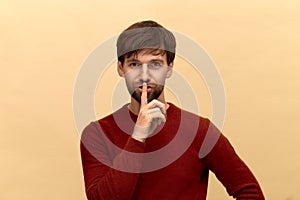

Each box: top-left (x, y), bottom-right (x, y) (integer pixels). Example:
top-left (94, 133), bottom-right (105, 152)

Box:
top-left (203, 122), bottom-right (265, 199)
top-left (80, 122), bottom-right (145, 200)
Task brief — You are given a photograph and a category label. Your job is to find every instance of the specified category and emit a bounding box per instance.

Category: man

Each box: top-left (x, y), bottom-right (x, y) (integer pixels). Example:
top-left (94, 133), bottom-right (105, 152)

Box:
top-left (80, 20), bottom-right (265, 200)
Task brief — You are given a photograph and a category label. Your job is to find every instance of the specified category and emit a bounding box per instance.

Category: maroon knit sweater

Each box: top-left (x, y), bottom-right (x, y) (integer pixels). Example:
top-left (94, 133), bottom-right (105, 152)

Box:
top-left (80, 103), bottom-right (264, 200)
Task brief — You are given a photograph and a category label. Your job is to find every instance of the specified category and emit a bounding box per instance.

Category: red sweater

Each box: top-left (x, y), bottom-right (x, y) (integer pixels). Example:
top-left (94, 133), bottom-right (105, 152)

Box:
top-left (80, 103), bottom-right (264, 200)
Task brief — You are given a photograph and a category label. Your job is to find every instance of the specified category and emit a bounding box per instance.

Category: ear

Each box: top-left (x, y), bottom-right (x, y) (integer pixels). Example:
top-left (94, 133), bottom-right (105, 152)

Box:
top-left (166, 62), bottom-right (173, 78)
top-left (117, 61), bottom-right (125, 77)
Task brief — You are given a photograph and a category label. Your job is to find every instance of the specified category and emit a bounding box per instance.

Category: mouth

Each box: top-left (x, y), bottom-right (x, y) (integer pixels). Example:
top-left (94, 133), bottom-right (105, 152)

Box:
top-left (138, 85), bottom-right (152, 89)
top-left (135, 84), bottom-right (154, 93)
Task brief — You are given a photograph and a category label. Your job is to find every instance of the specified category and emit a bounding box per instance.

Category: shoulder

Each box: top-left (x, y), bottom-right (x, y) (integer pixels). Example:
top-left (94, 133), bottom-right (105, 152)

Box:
top-left (168, 103), bottom-right (223, 151)
top-left (81, 105), bottom-right (129, 140)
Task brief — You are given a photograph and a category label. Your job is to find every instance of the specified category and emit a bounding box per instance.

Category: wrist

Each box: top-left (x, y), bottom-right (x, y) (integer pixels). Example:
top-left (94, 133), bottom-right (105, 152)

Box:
top-left (132, 125), bottom-right (149, 142)
top-left (131, 135), bottom-right (146, 143)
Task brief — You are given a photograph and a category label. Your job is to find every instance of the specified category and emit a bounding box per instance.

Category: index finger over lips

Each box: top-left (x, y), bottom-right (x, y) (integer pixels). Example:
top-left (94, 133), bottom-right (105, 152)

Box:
top-left (140, 82), bottom-right (148, 108)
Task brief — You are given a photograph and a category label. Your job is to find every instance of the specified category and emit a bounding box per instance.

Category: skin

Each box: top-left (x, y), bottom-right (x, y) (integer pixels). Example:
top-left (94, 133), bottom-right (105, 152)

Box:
top-left (117, 50), bottom-right (173, 141)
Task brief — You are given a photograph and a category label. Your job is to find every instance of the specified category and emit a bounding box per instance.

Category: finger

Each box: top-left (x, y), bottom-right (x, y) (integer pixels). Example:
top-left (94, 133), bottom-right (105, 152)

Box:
top-left (148, 107), bottom-right (166, 119)
top-left (148, 109), bottom-right (166, 123)
top-left (141, 82), bottom-right (148, 108)
top-left (148, 107), bottom-right (165, 121)
top-left (147, 99), bottom-right (166, 115)
top-left (156, 118), bottom-right (162, 126)
top-left (153, 118), bottom-right (162, 127)
top-left (147, 107), bottom-right (161, 114)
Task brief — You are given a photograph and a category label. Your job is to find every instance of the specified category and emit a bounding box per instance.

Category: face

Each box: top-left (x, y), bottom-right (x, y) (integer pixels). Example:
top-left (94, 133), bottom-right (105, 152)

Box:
top-left (118, 50), bottom-right (173, 103)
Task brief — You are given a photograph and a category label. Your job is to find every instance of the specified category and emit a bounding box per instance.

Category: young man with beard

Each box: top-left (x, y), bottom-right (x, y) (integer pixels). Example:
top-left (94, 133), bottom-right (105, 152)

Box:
top-left (80, 20), bottom-right (265, 200)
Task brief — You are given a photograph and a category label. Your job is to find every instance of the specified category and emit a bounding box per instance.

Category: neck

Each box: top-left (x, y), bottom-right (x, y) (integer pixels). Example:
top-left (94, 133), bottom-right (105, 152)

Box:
top-left (128, 92), bottom-right (169, 115)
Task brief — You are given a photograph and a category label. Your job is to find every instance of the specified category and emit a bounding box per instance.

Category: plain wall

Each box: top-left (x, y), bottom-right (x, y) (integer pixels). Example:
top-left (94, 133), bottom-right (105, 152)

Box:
top-left (1, 1), bottom-right (299, 199)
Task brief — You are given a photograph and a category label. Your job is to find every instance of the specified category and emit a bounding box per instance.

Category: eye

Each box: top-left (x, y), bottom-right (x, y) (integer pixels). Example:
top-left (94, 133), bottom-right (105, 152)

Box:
top-left (149, 62), bottom-right (163, 68)
top-left (129, 62), bottom-right (141, 67)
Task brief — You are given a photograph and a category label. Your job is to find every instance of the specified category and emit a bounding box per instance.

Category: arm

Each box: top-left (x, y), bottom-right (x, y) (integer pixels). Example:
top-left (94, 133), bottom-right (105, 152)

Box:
top-left (203, 123), bottom-right (265, 199)
top-left (80, 122), bottom-right (145, 200)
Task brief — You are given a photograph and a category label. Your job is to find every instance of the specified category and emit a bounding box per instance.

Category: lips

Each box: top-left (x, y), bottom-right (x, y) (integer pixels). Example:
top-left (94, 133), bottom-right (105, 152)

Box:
top-left (135, 84), bottom-right (154, 93)
top-left (136, 83), bottom-right (156, 89)
top-left (138, 85), bottom-right (152, 89)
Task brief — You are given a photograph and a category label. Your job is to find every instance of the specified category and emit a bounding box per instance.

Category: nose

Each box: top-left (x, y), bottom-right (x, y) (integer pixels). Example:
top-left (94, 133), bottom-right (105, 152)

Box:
top-left (140, 63), bottom-right (150, 83)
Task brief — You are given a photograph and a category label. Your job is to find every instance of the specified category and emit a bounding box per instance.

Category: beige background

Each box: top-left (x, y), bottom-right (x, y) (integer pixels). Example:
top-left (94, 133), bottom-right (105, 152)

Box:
top-left (1, 0), bottom-right (299, 199)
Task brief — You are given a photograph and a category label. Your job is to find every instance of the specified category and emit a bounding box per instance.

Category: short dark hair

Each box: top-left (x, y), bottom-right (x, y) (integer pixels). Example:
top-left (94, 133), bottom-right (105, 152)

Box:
top-left (116, 20), bottom-right (176, 65)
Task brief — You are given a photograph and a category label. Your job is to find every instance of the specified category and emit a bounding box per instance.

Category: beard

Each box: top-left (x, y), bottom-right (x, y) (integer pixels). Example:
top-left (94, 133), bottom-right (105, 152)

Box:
top-left (131, 85), bottom-right (164, 103)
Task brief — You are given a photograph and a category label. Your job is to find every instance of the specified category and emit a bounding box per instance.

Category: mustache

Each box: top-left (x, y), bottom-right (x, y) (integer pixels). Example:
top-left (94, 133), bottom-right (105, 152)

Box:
top-left (136, 83), bottom-right (157, 89)
top-left (138, 85), bottom-right (151, 89)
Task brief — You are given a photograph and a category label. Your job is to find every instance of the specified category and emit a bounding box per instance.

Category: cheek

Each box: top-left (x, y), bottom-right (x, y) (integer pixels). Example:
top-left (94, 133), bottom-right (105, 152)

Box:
top-left (124, 76), bottom-right (134, 86)
top-left (124, 70), bottom-right (138, 83)
top-left (124, 73), bottom-right (139, 91)
top-left (150, 72), bottom-right (167, 84)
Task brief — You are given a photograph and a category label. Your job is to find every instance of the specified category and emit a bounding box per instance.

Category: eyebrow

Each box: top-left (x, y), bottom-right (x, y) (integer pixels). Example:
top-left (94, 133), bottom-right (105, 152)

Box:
top-left (126, 58), bottom-right (164, 63)
top-left (149, 59), bottom-right (164, 63)
top-left (126, 58), bottom-right (140, 63)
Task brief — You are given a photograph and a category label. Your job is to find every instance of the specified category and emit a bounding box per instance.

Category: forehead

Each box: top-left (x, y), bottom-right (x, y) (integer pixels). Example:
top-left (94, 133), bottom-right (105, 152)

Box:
top-left (125, 49), bottom-right (167, 62)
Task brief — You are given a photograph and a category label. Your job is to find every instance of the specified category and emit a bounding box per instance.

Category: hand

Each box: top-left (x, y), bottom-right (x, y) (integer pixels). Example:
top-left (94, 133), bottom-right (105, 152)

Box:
top-left (131, 83), bottom-right (166, 142)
